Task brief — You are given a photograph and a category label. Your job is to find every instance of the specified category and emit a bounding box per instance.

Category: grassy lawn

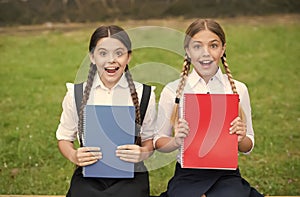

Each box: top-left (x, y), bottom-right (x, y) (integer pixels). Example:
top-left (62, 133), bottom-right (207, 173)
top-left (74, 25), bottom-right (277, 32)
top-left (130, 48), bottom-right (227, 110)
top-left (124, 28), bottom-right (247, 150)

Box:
top-left (0, 15), bottom-right (299, 195)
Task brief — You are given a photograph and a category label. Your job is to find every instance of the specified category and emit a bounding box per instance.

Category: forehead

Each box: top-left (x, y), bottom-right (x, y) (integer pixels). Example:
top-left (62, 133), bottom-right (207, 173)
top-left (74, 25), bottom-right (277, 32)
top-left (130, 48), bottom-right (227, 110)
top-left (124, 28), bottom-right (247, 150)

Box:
top-left (190, 30), bottom-right (221, 43)
top-left (95, 37), bottom-right (127, 50)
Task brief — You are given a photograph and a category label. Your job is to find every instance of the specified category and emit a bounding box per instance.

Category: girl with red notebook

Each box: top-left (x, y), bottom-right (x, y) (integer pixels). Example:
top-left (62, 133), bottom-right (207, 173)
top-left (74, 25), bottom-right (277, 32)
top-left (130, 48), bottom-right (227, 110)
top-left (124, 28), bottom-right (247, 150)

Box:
top-left (154, 19), bottom-right (264, 197)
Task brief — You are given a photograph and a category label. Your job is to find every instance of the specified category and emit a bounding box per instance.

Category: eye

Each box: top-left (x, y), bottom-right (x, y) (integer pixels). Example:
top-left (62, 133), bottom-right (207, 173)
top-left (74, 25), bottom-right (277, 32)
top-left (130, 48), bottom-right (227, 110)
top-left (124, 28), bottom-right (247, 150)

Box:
top-left (210, 43), bottom-right (219, 49)
top-left (99, 51), bottom-right (107, 57)
top-left (193, 44), bottom-right (202, 50)
top-left (115, 50), bottom-right (124, 57)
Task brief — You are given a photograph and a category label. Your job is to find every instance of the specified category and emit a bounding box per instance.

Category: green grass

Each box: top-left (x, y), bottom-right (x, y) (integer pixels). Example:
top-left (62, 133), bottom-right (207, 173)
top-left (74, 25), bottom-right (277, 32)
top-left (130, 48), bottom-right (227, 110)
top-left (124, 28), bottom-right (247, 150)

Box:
top-left (0, 18), bottom-right (299, 195)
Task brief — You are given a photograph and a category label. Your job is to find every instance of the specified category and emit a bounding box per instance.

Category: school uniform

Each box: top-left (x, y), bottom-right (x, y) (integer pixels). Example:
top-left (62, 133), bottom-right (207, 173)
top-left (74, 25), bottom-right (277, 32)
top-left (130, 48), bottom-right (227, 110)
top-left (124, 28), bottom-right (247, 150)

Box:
top-left (154, 68), bottom-right (264, 197)
top-left (56, 73), bottom-right (156, 197)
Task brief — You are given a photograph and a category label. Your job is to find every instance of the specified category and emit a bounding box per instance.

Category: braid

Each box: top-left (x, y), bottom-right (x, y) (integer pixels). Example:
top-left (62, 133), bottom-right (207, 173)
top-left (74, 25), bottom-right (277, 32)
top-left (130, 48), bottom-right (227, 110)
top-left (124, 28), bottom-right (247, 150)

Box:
top-left (77, 63), bottom-right (97, 146)
top-left (221, 54), bottom-right (237, 94)
top-left (124, 65), bottom-right (142, 145)
top-left (221, 54), bottom-right (246, 122)
top-left (170, 56), bottom-right (191, 126)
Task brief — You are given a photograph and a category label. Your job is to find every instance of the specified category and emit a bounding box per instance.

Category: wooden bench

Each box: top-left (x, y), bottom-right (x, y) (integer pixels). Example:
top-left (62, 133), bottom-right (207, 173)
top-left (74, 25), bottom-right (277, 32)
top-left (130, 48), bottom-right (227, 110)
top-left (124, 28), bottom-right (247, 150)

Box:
top-left (0, 195), bottom-right (299, 197)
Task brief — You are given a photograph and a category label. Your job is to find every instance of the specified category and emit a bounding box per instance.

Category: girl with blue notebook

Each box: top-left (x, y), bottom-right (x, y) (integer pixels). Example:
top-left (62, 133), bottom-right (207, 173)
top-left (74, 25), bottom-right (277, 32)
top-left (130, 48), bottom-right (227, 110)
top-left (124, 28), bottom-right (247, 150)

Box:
top-left (56, 25), bottom-right (156, 197)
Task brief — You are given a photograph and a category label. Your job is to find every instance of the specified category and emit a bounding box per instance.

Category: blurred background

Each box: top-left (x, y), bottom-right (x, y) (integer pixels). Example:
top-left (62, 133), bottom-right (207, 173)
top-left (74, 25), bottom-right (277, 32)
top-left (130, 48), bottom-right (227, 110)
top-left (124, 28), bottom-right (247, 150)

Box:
top-left (0, 0), bottom-right (299, 26)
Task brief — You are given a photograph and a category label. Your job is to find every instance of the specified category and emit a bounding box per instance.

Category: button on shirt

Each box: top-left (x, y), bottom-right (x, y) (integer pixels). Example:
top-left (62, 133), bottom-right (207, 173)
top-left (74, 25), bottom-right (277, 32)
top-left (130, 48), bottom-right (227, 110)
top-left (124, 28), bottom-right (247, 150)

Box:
top-left (154, 68), bottom-right (255, 163)
top-left (56, 73), bottom-right (156, 142)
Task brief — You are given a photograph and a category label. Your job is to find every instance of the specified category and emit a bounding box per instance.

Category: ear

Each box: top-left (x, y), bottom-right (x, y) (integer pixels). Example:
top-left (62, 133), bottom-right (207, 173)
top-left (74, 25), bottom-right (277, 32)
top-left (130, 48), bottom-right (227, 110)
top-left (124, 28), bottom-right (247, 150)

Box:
top-left (126, 53), bottom-right (132, 64)
top-left (185, 47), bottom-right (191, 60)
top-left (89, 52), bottom-right (95, 64)
top-left (221, 43), bottom-right (226, 57)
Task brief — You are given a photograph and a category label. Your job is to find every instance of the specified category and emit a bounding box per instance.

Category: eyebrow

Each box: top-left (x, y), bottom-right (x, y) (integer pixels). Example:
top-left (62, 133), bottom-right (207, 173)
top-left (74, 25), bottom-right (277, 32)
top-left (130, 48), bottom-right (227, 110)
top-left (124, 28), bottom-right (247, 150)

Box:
top-left (210, 39), bottom-right (220, 43)
top-left (191, 39), bottom-right (220, 44)
top-left (97, 47), bottom-right (126, 51)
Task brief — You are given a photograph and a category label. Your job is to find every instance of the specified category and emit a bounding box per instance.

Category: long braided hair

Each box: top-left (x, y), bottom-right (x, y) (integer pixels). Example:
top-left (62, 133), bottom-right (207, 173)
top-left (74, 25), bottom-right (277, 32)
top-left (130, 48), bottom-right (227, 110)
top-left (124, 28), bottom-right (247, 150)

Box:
top-left (171, 19), bottom-right (245, 126)
top-left (77, 25), bottom-right (142, 146)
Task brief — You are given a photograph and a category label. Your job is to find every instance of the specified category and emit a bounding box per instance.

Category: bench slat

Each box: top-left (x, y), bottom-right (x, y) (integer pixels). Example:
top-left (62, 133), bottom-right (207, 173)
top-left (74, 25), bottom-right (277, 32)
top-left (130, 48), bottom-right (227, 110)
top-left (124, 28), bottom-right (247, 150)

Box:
top-left (0, 195), bottom-right (298, 197)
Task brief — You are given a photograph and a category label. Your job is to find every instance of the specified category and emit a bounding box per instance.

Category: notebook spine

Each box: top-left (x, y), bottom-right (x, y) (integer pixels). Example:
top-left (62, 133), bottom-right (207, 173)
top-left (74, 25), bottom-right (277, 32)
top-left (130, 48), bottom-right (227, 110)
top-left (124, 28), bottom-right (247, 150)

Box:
top-left (82, 106), bottom-right (87, 176)
top-left (180, 94), bottom-right (186, 168)
top-left (82, 106), bottom-right (86, 146)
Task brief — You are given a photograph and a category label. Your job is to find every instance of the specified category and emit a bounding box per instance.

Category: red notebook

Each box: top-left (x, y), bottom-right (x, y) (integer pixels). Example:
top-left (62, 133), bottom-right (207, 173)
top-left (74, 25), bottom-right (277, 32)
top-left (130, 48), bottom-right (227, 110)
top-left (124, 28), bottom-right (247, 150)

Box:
top-left (181, 93), bottom-right (239, 170)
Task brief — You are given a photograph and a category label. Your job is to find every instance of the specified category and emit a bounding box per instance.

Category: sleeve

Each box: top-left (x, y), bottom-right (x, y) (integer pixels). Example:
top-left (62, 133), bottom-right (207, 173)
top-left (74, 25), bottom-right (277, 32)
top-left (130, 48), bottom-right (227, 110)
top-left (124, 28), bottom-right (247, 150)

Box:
top-left (237, 82), bottom-right (255, 154)
top-left (153, 85), bottom-right (175, 146)
top-left (55, 83), bottom-right (79, 142)
top-left (140, 86), bottom-right (157, 142)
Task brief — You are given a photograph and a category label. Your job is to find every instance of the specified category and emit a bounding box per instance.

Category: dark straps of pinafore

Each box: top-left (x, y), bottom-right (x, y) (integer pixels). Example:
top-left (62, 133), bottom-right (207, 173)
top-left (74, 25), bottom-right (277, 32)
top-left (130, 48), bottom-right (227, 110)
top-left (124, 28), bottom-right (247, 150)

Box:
top-left (74, 83), bottom-right (151, 145)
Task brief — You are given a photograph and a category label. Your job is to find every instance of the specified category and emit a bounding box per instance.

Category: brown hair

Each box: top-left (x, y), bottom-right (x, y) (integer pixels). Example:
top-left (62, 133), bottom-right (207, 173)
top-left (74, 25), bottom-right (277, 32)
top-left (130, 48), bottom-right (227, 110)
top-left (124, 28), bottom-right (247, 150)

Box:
top-left (171, 19), bottom-right (245, 125)
top-left (77, 25), bottom-right (141, 146)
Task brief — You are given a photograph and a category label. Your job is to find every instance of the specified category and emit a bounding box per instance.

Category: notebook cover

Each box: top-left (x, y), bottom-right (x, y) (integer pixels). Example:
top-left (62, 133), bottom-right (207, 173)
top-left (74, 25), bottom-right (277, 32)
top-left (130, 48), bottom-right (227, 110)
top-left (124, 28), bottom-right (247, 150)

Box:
top-left (182, 94), bottom-right (239, 170)
top-left (83, 105), bottom-right (135, 178)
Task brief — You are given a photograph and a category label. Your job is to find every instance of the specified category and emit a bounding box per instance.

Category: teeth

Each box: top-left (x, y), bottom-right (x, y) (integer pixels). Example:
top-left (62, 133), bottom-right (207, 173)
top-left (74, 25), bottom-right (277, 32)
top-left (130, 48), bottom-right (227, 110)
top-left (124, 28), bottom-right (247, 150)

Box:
top-left (202, 60), bottom-right (211, 64)
top-left (105, 67), bottom-right (119, 71)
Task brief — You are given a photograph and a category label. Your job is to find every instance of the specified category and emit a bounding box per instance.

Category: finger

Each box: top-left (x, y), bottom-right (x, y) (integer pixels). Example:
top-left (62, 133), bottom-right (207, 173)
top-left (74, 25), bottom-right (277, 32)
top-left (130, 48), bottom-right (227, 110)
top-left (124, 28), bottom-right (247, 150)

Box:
top-left (175, 132), bottom-right (188, 140)
top-left (116, 149), bottom-right (140, 156)
top-left (86, 147), bottom-right (101, 152)
top-left (119, 156), bottom-right (140, 163)
top-left (78, 153), bottom-right (102, 162)
top-left (117, 153), bottom-right (140, 160)
top-left (76, 153), bottom-right (102, 166)
top-left (77, 147), bottom-right (101, 158)
top-left (82, 150), bottom-right (102, 156)
top-left (118, 156), bottom-right (139, 163)
top-left (78, 158), bottom-right (99, 167)
top-left (178, 118), bottom-right (188, 125)
top-left (229, 125), bottom-right (237, 134)
top-left (177, 119), bottom-right (189, 128)
top-left (229, 120), bottom-right (242, 134)
top-left (178, 124), bottom-right (190, 132)
top-left (176, 127), bottom-right (189, 136)
top-left (230, 116), bottom-right (241, 126)
top-left (116, 150), bottom-right (141, 160)
top-left (79, 146), bottom-right (101, 152)
top-left (230, 124), bottom-right (246, 135)
top-left (236, 128), bottom-right (246, 136)
top-left (117, 144), bottom-right (139, 150)
top-left (77, 150), bottom-right (102, 158)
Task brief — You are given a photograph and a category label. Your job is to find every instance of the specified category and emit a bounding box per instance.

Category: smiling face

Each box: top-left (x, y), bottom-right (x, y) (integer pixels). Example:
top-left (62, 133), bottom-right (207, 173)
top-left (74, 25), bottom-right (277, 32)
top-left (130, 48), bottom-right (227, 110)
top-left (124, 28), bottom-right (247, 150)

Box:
top-left (186, 29), bottom-right (225, 83)
top-left (89, 37), bottom-right (131, 89)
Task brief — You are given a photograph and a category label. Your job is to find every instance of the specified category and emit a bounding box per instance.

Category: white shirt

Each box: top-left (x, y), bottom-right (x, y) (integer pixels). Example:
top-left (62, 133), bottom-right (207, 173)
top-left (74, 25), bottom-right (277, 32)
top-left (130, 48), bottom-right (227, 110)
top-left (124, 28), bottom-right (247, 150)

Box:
top-left (154, 68), bottom-right (255, 163)
top-left (56, 73), bottom-right (156, 142)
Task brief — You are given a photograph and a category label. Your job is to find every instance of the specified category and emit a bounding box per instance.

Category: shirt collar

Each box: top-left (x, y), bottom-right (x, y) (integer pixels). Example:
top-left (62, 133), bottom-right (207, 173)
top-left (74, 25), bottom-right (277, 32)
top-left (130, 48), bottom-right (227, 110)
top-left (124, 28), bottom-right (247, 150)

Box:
top-left (187, 68), bottom-right (200, 88)
top-left (187, 67), bottom-right (227, 87)
top-left (214, 67), bottom-right (227, 87)
top-left (92, 72), bottom-right (128, 90)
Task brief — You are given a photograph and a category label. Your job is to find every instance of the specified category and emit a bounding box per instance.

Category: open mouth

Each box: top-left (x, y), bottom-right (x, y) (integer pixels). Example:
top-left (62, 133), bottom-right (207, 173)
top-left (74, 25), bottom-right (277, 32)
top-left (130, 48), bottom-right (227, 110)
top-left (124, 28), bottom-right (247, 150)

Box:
top-left (104, 67), bottom-right (120, 74)
top-left (199, 60), bottom-right (213, 65)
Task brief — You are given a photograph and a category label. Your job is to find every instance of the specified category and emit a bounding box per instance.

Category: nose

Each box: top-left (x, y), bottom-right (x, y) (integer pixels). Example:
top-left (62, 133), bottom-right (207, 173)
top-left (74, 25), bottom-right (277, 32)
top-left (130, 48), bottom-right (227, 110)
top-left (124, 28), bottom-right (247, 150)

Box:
top-left (107, 53), bottom-right (115, 63)
top-left (201, 47), bottom-right (210, 57)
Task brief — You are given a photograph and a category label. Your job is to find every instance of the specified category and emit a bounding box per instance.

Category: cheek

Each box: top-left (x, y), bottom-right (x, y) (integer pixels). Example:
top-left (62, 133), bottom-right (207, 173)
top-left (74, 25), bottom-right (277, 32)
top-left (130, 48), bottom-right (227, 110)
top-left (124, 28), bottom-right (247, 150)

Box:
top-left (93, 56), bottom-right (106, 66)
top-left (188, 50), bottom-right (201, 61)
top-left (211, 50), bottom-right (223, 60)
top-left (117, 56), bottom-right (130, 67)
top-left (119, 58), bottom-right (129, 66)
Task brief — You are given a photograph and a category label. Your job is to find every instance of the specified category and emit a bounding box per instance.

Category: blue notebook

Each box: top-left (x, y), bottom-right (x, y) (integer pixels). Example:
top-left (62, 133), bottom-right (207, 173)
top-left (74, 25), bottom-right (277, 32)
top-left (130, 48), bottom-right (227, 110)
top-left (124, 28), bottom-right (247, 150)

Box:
top-left (83, 105), bottom-right (135, 178)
